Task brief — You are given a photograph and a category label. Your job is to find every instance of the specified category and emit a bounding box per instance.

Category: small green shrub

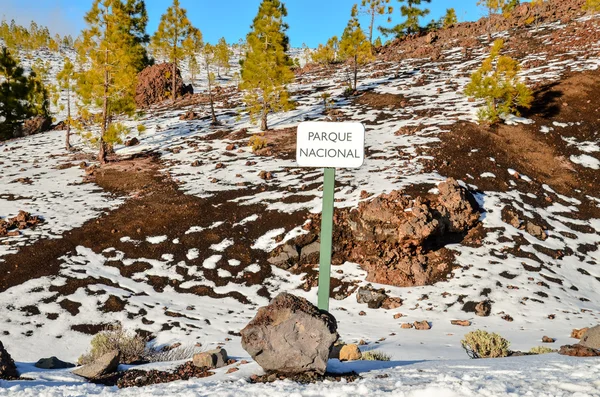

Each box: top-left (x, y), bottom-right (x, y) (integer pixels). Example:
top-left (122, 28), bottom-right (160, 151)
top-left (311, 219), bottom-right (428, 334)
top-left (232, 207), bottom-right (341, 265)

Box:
top-left (529, 346), bottom-right (556, 355)
top-left (248, 134), bottom-right (267, 152)
top-left (361, 350), bottom-right (392, 361)
top-left (137, 124), bottom-right (147, 133)
top-left (461, 330), bottom-right (510, 359)
top-left (78, 324), bottom-right (147, 365)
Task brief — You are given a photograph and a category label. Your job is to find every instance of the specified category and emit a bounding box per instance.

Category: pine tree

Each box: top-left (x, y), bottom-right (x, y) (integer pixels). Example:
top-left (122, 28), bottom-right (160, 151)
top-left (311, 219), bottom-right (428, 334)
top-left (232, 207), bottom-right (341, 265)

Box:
top-left (77, 0), bottom-right (149, 163)
top-left (311, 36), bottom-right (339, 65)
top-left (379, 0), bottom-right (431, 38)
top-left (584, 0), bottom-right (600, 12)
top-left (442, 8), bottom-right (458, 28)
top-left (340, 5), bottom-right (373, 91)
top-left (201, 43), bottom-right (218, 125)
top-left (360, 0), bottom-right (393, 44)
top-left (183, 27), bottom-right (203, 82)
top-left (0, 47), bottom-right (48, 137)
top-left (464, 39), bottom-right (533, 124)
top-left (241, 0), bottom-right (295, 131)
top-left (215, 37), bottom-right (232, 78)
top-left (152, 0), bottom-right (200, 102)
top-left (56, 57), bottom-right (76, 150)
top-left (502, 0), bottom-right (519, 17)
top-left (478, 0), bottom-right (506, 39)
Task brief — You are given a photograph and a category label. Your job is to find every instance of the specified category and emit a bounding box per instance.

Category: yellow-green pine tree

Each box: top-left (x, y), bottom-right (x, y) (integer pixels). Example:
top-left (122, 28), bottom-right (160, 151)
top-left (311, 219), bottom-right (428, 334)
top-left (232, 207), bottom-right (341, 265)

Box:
top-left (241, 0), bottom-right (295, 131)
top-left (584, 0), bottom-right (600, 12)
top-left (477, 0), bottom-right (506, 39)
top-left (152, 0), bottom-right (199, 102)
top-left (56, 57), bottom-right (76, 150)
top-left (340, 5), bottom-right (373, 91)
top-left (202, 43), bottom-right (218, 125)
top-left (183, 27), bottom-right (203, 82)
top-left (76, 0), bottom-right (147, 163)
top-left (360, 0), bottom-right (393, 44)
top-left (379, 0), bottom-right (431, 38)
top-left (442, 8), bottom-right (458, 28)
top-left (464, 39), bottom-right (533, 124)
top-left (215, 37), bottom-right (232, 78)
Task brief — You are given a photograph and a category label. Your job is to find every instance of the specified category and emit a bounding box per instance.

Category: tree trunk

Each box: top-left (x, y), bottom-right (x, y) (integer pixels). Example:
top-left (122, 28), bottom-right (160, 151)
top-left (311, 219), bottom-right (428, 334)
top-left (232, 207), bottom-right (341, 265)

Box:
top-left (172, 61), bottom-right (177, 103)
top-left (353, 54), bottom-right (358, 91)
top-left (99, 49), bottom-right (109, 165)
top-left (261, 103), bottom-right (268, 131)
top-left (65, 86), bottom-right (71, 151)
top-left (208, 77), bottom-right (217, 125)
top-left (369, 11), bottom-right (375, 44)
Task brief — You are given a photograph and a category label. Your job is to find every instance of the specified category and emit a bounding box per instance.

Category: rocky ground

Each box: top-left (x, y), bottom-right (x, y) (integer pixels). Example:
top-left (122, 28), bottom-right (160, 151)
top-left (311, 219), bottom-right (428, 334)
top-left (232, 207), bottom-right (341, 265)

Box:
top-left (0, 2), bottom-right (600, 394)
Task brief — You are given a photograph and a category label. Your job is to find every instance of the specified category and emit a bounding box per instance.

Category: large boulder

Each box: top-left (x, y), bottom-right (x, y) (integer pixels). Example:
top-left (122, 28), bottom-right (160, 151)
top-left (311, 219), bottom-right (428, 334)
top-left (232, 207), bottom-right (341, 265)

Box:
top-left (580, 325), bottom-right (600, 349)
top-left (0, 341), bottom-right (19, 380)
top-left (240, 293), bottom-right (338, 375)
top-left (135, 63), bottom-right (193, 108)
top-left (18, 116), bottom-right (52, 137)
top-left (72, 351), bottom-right (120, 380)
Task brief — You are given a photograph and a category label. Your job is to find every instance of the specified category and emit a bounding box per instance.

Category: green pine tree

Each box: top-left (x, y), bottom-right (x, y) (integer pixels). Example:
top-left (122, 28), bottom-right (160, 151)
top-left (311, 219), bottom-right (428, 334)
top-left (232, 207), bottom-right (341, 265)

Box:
top-left (340, 5), bottom-right (373, 91)
top-left (379, 0), bottom-right (431, 38)
top-left (56, 57), bottom-right (77, 150)
top-left (311, 36), bottom-right (339, 65)
top-left (76, 0), bottom-right (149, 163)
top-left (215, 37), bottom-right (232, 78)
top-left (152, 0), bottom-right (200, 102)
top-left (442, 8), bottom-right (458, 28)
top-left (241, 0), bottom-right (295, 131)
top-left (478, 0), bottom-right (506, 39)
top-left (202, 43), bottom-right (219, 125)
top-left (183, 27), bottom-right (203, 82)
top-left (464, 39), bottom-right (533, 124)
top-left (360, 0), bottom-right (393, 44)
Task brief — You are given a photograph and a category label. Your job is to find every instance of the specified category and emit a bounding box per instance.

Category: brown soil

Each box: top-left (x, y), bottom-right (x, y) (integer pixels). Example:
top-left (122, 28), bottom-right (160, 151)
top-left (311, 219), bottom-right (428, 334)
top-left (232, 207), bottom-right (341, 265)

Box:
top-left (354, 91), bottom-right (407, 110)
top-left (0, 154), bottom-right (305, 306)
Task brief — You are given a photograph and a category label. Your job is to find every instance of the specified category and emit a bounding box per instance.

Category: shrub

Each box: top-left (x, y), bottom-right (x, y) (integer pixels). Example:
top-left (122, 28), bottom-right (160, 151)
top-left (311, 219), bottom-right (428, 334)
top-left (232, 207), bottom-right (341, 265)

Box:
top-left (461, 330), bottom-right (510, 359)
top-left (464, 39), bottom-right (533, 124)
top-left (584, 0), bottom-right (600, 12)
top-left (144, 345), bottom-right (204, 363)
top-left (78, 324), bottom-right (147, 365)
top-left (248, 134), bottom-right (267, 152)
top-left (529, 346), bottom-right (556, 355)
top-left (361, 350), bottom-right (392, 361)
top-left (137, 124), bottom-right (147, 133)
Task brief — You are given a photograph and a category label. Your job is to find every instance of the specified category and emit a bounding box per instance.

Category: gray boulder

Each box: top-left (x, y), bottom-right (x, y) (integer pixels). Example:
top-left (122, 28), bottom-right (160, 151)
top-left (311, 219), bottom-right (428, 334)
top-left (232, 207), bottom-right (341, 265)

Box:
top-left (72, 351), bottom-right (119, 379)
top-left (580, 325), bottom-right (600, 349)
top-left (192, 348), bottom-right (228, 369)
top-left (0, 341), bottom-right (19, 380)
top-left (356, 284), bottom-right (388, 309)
top-left (268, 244), bottom-right (299, 269)
top-left (35, 356), bottom-right (75, 369)
top-left (241, 293), bottom-right (338, 375)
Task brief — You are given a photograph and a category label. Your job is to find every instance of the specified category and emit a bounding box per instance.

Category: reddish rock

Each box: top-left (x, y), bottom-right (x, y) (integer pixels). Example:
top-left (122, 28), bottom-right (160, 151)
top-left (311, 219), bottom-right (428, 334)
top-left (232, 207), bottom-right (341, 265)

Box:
top-left (558, 344), bottom-right (600, 357)
top-left (135, 63), bottom-right (193, 108)
top-left (393, 313), bottom-right (404, 319)
top-left (542, 336), bottom-right (555, 343)
top-left (451, 320), bottom-right (471, 327)
top-left (226, 367), bottom-right (239, 374)
top-left (401, 323), bottom-right (414, 329)
top-left (572, 328), bottom-right (589, 339)
top-left (414, 321), bottom-right (431, 330)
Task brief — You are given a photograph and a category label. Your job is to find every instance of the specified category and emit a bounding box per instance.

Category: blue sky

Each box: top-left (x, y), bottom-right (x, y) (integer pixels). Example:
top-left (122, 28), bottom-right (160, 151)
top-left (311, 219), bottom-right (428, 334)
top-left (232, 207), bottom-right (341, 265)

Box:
top-left (1, 0), bottom-right (485, 47)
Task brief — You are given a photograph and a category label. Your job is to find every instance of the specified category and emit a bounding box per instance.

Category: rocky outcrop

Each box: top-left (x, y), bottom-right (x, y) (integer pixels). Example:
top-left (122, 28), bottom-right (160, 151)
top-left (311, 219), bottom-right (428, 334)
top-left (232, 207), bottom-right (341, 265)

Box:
top-left (19, 116), bottom-right (52, 137)
top-left (275, 179), bottom-right (479, 287)
top-left (0, 211), bottom-right (43, 237)
top-left (240, 293), bottom-right (338, 375)
top-left (0, 341), bottom-right (19, 380)
top-left (73, 351), bottom-right (120, 380)
top-left (580, 325), bottom-right (600, 349)
top-left (135, 63), bottom-right (193, 108)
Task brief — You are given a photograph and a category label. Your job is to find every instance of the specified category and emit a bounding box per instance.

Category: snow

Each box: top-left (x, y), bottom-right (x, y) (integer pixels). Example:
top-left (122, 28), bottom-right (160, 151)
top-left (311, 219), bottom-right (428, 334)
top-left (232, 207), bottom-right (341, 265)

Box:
top-left (570, 154), bottom-right (600, 170)
top-left (146, 235), bottom-right (168, 244)
top-left (1, 355), bottom-right (600, 396)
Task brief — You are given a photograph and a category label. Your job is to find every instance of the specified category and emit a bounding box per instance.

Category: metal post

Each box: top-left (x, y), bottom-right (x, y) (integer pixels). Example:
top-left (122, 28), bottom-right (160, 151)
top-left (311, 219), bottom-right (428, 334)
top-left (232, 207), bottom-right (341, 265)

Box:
top-left (318, 167), bottom-right (335, 311)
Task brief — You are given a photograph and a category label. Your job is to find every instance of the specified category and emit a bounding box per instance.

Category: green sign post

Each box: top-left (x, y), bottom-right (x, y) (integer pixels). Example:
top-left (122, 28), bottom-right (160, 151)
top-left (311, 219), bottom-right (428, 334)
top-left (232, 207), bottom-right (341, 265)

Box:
top-left (317, 167), bottom-right (335, 311)
top-left (296, 122), bottom-right (365, 312)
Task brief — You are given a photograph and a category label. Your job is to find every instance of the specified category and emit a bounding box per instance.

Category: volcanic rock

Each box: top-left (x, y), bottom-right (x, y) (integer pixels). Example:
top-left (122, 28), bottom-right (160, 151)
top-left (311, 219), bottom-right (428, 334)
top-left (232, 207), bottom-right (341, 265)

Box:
top-left (571, 327), bottom-right (589, 339)
top-left (19, 116), bottom-right (52, 137)
top-left (135, 63), bottom-right (193, 108)
top-left (580, 325), bottom-right (600, 349)
top-left (558, 344), bottom-right (600, 357)
top-left (192, 348), bottom-right (228, 369)
top-left (356, 284), bottom-right (388, 309)
top-left (35, 356), bottom-right (76, 369)
top-left (0, 341), bottom-right (19, 380)
top-left (73, 351), bottom-right (120, 380)
top-left (339, 344), bottom-right (362, 361)
top-left (240, 293), bottom-right (338, 375)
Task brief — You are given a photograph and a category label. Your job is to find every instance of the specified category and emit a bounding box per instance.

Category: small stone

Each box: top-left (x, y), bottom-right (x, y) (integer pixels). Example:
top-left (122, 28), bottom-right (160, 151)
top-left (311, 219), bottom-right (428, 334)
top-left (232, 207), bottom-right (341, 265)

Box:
top-left (226, 144), bottom-right (236, 151)
top-left (226, 367), bottom-right (239, 374)
top-left (358, 340), bottom-right (367, 346)
top-left (393, 313), bottom-right (403, 319)
top-left (35, 356), bottom-right (75, 369)
top-left (414, 321), bottom-right (431, 330)
top-left (215, 162), bottom-right (225, 169)
top-left (401, 323), bottom-right (414, 329)
top-left (358, 311), bottom-right (366, 316)
top-left (339, 344), bottom-right (362, 361)
top-left (542, 336), bottom-right (555, 343)
top-left (451, 320), bottom-right (471, 327)
top-left (193, 349), bottom-right (228, 369)
top-left (191, 160), bottom-right (202, 167)
top-left (381, 297), bottom-right (403, 310)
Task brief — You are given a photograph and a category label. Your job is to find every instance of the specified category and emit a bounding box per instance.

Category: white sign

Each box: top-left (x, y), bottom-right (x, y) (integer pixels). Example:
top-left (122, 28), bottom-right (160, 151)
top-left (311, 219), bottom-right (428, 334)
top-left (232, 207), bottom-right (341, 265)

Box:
top-left (296, 122), bottom-right (365, 168)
